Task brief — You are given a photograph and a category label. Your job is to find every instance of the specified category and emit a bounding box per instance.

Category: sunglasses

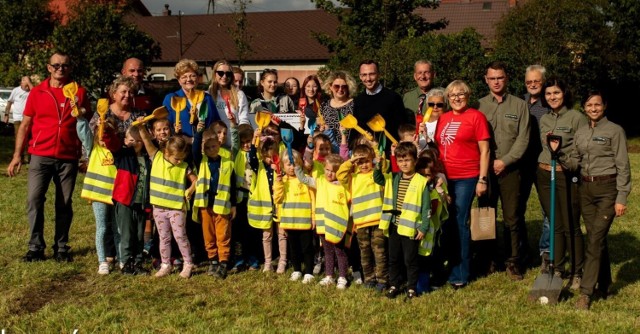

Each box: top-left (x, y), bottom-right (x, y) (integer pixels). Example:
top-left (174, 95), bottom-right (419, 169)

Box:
top-left (49, 63), bottom-right (70, 70)
top-left (428, 102), bottom-right (445, 108)
top-left (216, 70), bottom-right (233, 78)
top-left (332, 84), bottom-right (348, 91)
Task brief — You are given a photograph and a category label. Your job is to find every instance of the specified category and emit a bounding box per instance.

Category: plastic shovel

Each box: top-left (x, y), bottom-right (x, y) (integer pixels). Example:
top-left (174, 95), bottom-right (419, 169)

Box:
top-left (528, 134), bottom-right (564, 305)
top-left (131, 106), bottom-right (169, 127)
top-left (63, 82), bottom-right (80, 117)
top-left (366, 114), bottom-right (398, 145)
top-left (189, 90), bottom-right (204, 124)
top-left (281, 128), bottom-right (294, 164)
top-left (96, 98), bottom-right (109, 139)
top-left (171, 96), bottom-right (186, 128)
top-left (339, 114), bottom-right (373, 141)
top-left (254, 111), bottom-right (272, 146)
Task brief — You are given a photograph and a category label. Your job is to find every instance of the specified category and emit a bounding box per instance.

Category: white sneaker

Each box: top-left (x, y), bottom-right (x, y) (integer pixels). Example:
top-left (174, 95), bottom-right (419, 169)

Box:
top-left (290, 271), bottom-right (303, 281)
top-left (263, 262), bottom-right (273, 273)
top-left (302, 274), bottom-right (314, 284)
top-left (276, 261), bottom-right (287, 274)
top-left (336, 277), bottom-right (348, 290)
top-left (313, 262), bottom-right (323, 275)
top-left (155, 263), bottom-right (172, 278)
top-left (352, 271), bottom-right (363, 285)
top-left (98, 262), bottom-right (110, 275)
top-left (318, 276), bottom-right (335, 286)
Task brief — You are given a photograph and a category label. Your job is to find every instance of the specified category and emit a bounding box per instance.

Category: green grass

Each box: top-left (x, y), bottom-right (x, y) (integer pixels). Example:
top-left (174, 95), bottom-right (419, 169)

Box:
top-left (1, 135), bottom-right (639, 333)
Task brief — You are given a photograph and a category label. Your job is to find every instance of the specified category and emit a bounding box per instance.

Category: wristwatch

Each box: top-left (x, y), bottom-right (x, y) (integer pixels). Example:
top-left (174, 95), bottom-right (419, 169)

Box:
top-left (478, 176), bottom-right (488, 184)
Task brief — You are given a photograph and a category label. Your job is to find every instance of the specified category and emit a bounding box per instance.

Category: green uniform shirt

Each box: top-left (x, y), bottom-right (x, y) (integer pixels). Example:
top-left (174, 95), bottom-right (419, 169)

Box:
top-left (538, 106), bottom-right (588, 168)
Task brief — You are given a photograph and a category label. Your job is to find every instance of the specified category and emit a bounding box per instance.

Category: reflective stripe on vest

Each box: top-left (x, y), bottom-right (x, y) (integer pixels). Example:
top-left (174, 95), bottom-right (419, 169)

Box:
top-left (316, 177), bottom-right (349, 241)
top-left (351, 173), bottom-right (383, 227)
top-left (247, 165), bottom-right (273, 229)
top-left (193, 156), bottom-right (233, 215)
top-left (278, 177), bottom-right (312, 230)
top-left (419, 185), bottom-right (449, 256)
top-left (396, 175), bottom-right (428, 238)
top-left (234, 150), bottom-right (249, 203)
top-left (379, 173), bottom-right (394, 231)
top-left (81, 144), bottom-right (116, 204)
top-left (149, 152), bottom-right (187, 210)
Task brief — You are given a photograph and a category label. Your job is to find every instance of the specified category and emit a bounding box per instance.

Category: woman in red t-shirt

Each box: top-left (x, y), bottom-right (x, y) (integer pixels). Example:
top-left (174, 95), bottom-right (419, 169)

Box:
top-left (434, 80), bottom-right (490, 288)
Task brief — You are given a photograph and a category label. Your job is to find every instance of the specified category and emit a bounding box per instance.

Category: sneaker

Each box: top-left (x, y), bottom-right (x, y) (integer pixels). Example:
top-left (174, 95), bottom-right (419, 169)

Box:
top-left (336, 277), bottom-right (348, 290)
top-left (180, 262), bottom-right (194, 279)
top-left (248, 258), bottom-right (260, 271)
top-left (406, 289), bottom-right (417, 299)
top-left (313, 262), bottom-right (323, 275)
top-left (54, 251), bottom-right (73, 263)
top-left (215, 262), bottom-right (228, 279)
top-left (290, 271), bottom-right (303, 281)
top-left (352, 271), bottom-right (363, 285)
top-left (506, 263), bottom-right (524, 281)
top-left (375, 282), bottom-right (387, 293)
top-left (229, 260), bottom-right (245, 274)
top-left (386, 286), bottom-right (400, 299)
top-left (22, 250), bottom-right (45, 262)
top-left (276, 261), bottom-right (287, 274)
top-left (98, 262), bottom-right (110, 275)
top-left (263, 262), bottom-right (273, 273)
top-left (575, 294), bottom-right (591, 310)
top-left (302, 274), bottom-right (314, 284)
top-left (319, 276), bottom-right (335, 286)
top-left (569, 276), bottom-right (582, 290)
top-left (207, 261), bottom-right (220, 276)
top-left (133, 262), bottom-right (150, 276)
top-left (155, 263), bottom-right (172, 278)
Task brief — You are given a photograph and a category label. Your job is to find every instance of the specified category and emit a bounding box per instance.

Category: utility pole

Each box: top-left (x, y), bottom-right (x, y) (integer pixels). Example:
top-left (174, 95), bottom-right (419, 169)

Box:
top-left (207, 0), bottom-right (215, 14)
top-left (178, 10), bottom-right (183, 58)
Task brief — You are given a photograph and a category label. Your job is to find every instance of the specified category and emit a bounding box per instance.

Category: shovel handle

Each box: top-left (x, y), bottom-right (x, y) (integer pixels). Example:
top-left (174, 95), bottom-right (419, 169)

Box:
top-left (353, 125), bottom-right (373, 141)
top-left (254, 127), bottom-right (262, 147)
top-left (132, 114), bottom-right (156, 127)
top-left (383, 129), bottom-right (398, 145)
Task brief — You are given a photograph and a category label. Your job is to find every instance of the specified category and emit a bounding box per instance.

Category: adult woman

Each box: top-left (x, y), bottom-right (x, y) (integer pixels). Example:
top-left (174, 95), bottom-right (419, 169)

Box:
top-left (434, 80), bottom-right (490, 288)
top-left (570, 92), bottom-right (630, 310)
top-left (249, 69), bottom-right (296, 127)
top-left (163, 59), bottom-right (219, 139)
top-left (298, 75), bottom-right (323, 131)
top-left (537, 76), bottom-right (588, 290)
top-left (420, 87), bottom-right (446, 151)
top-left (209, 60), bottom-right (250, 144)
top-left (320, 71), bottom-right (357, 152)
top-left (284, 77), bottom-right (300, 107)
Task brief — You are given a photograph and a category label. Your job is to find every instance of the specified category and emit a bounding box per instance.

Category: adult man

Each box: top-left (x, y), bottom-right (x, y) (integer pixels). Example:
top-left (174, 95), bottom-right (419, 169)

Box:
top-left (522, 65), bottom-right (552, 273)
top-left (354, 60), bottom-right (410, 155)
top-left (478, 61), bottom-right (530, 280)
top-left (121, 57), bottom-right (160, 114)
top-left (4, 76), bottom-right (33, 163)
top-left (7, 52), bottom-right (92, 262)
top-left (403, 60), bottom-right (436, 117)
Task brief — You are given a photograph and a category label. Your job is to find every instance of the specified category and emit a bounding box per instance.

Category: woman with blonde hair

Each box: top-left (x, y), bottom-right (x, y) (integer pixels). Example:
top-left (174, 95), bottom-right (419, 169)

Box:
top-left (319, 71), bottom-right (358, 151)
top-left (209, 60), bottom-right (250, 144)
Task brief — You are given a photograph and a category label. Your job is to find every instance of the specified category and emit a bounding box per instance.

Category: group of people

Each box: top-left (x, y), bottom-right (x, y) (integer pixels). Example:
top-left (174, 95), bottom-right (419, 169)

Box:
top-left (6, 52), bottom-right (631, 310)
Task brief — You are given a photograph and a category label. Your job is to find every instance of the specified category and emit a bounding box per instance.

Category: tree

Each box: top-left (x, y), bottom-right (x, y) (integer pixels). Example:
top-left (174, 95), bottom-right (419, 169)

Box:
top-left (33, 1), bottom-right (161, 97)
top-left (227, 0), bottom-right (253, 66)
top-left (0, 0), bottom-right (56, 86)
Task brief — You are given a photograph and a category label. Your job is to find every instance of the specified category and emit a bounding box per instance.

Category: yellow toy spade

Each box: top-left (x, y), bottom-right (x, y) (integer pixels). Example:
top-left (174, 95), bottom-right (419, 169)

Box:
top-left (366, 114), bottom-right (398, 145)
top-left (63, 82), bottom-right (80, 117)
top-left (131, 106), bottom-right (169, 127)
top-left (254, 111), bottom-right (272, 146)
top-left (339, 114), bottom-right (373, 141)
top-left (188, 90), bottom-right (205, 124)
top-left (96, 98), bottom-right (109, 140)
top-left (171, 96), bottom-right (187, 128)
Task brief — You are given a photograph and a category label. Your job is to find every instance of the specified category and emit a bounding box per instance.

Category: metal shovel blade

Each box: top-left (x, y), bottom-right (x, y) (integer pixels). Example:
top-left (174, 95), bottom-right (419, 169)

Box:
top-left (528, 273), bottom-right (563, 305)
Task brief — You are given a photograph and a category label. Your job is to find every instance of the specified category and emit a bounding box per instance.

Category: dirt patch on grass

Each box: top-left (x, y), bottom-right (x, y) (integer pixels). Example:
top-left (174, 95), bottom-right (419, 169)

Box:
top-left (628, 145), bottom-right (640, 153)
top-left (9, 274), bottom-right (88, 316)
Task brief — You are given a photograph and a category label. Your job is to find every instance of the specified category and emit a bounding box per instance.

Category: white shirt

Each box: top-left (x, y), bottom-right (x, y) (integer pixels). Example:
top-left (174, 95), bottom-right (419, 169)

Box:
top-left (8, 86), bottom-right (30, 121)
top-left (214, 89), bottom-right (250, 146)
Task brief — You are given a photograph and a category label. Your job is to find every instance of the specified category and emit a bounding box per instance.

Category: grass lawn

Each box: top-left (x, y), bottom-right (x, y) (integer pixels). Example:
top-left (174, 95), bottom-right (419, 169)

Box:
top-left (0, 134), bottom-right (639, 333)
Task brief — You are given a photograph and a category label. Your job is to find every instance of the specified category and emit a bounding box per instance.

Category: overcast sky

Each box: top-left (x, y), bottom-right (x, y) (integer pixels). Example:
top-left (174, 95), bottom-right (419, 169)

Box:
top-left (141, 0), bottom-right (319, 15)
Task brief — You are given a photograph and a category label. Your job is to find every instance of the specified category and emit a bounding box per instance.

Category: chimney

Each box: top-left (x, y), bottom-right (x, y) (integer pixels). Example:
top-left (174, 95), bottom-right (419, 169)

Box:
top-left (163, 4), bottom-right (171, 16)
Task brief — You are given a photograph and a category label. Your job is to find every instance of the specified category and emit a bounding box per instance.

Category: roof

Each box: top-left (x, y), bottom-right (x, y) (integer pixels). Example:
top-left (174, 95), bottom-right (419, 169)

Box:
top-left (50, 0), bottom-right (151, 23)
top-left (127, 10), bottom-right (338, 64)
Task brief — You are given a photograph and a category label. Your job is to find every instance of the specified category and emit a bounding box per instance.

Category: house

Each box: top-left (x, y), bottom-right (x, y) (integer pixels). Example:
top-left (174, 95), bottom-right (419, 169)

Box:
top-left (49, 0), bottom-right (151, 23)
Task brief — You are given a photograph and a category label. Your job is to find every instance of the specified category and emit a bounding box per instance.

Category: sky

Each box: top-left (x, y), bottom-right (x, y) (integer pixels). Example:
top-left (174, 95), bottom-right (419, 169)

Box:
top-left (141, 0), bottom-right (320, 15)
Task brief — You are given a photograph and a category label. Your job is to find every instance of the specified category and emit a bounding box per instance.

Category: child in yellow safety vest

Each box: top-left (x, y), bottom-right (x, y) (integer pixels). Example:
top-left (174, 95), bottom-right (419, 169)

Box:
top-left (209, 120), bottom-right (232, 160)
top-left (373, 142), bottom-right (432, 299)
top-left (193, 124), bottom-right (237, 279)
top-left (337, 144), bottom-right (388, 292)
top-left (296, 154), bottom-right (351, 289)
top-left (274, 149), bottom-right (316, 283)
top-left (247, 129), bottom-right (288, 273)
top-left (138, 124), bottom-right (198, 279)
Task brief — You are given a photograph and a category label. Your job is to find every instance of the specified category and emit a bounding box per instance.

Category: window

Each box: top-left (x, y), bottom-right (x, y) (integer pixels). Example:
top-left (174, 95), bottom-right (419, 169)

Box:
top-left (244, 71), bottom-right (260, 86)
top-left (148, 73), bottom-right (167, 81)
top-left (482, 2), bottom-right (492, 10)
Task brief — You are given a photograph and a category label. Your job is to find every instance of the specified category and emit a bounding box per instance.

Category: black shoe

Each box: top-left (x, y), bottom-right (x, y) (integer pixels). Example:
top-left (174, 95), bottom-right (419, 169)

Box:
top-left (122, 261), bottom-right (136, 275)
top-left (133, 262), bottom-right (150, 276)
top-left (215, 262), bottom-right (228, 279)
top-left (54, 252), bottom-right (73, 263)
top-left (386, 286), bottom-right (400, 299)
top-left (506, 263), bottom-right (524, 281)
top-left (363, 281), bottom-right (377, 289)
top-left (207, 260), bottom-right (219, 276)
top-left (23, 250), bottom-right (45, 262)
top-left (406, 289), bottom-right (417, 300)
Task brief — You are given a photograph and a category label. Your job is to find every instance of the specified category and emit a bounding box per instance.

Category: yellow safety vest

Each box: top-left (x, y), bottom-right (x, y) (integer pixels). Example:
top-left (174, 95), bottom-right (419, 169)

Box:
top-left (380, 173), bottom-right (428, 238)
top-left (219, 147), bottom-right (231, 160)
top-left (315, 177), bottom-right (350, 242)
top-left (234, 150), bottom-right (251, 203)
top-left (81, 144), bottom-right (116, 204)
top-left (193, 156), bottom-right (234, 215)
top-left (247, 163), bottom-right (273, 229)
top-left (351, 172), bottom-right (383, 228)
top-left (149, 151), bottom-right (187, 210)
top-left (418, 183), bottom-right (449, 256)
top-left (311, 160), bottom-right (324, 179)
top-left (277, 176), bottom-right (312, 230)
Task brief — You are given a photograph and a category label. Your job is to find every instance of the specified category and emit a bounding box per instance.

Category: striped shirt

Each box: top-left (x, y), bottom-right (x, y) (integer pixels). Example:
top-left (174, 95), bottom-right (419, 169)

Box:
top-left (394, 176), bottom-right (413, 225)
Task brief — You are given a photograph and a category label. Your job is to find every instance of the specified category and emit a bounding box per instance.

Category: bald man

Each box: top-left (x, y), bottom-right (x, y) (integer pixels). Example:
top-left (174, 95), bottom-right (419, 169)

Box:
top-left (120, 58), bottom-right (161, 115)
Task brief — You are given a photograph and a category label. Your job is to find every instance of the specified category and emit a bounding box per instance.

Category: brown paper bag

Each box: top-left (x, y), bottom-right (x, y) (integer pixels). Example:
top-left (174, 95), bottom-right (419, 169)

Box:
top-left (470, 204), bottom-right (496, 241)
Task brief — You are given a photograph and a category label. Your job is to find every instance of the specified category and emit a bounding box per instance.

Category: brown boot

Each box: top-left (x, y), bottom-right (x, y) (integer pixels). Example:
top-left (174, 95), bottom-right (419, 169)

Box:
top-left (506, 263), bottom-right (523, 281)
top-left (575, 294), bottom-right (591, 310)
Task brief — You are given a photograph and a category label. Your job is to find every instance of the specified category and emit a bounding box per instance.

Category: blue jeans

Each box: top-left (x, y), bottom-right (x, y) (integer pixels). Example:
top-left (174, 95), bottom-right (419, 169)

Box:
top-left (538, 213), bottom-right (550, 256)
top-left (447, 177), bottom-right (477, 285)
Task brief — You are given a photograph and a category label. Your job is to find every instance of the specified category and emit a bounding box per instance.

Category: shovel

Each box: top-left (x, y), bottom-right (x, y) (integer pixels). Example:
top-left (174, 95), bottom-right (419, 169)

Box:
top-left (366, 114), bottom-right (398, 145)
top-left (189, 90), bottom-right (204, 124)
top-left (63, 82), bottom-right (80, 117)
top-left (171, 96), bottom-right (186, 128)
top-left (96, 98), bottom-right (109, 139)
top-left (339, 114), bottom-right (373, 141)
top-left (528, 134), bottom-right (564, 305)
top-left (280, 128), bottom-right (294, 164)
top-left (254, 111), bottom-right (272, 146)
top-left (131, 106), bottom-right (169, 127)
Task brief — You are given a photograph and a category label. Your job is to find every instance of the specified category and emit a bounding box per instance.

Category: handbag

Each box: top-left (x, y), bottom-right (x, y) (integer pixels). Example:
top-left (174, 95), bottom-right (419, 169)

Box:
top-left (470, 200), bottom-right (496, 241)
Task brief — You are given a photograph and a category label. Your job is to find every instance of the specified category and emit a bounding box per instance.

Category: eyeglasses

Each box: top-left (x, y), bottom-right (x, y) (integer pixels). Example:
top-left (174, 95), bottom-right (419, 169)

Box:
top-left (525, 79), bottom-right (542, 86)
top-left (448, 93), bottom-right (467, 99)
top-left (428, 102), bottom-right (445, 108)
top-left (49, 63), bottom-right (70, 70)
top-left (332, 84), bottom-right (348, 91)
top-left (216, 70), bottom-right (233, 78)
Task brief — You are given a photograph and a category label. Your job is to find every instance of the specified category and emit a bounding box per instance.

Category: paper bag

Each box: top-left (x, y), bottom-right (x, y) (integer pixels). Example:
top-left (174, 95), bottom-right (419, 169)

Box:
top-left (470, 205), bottom-right (496, 241)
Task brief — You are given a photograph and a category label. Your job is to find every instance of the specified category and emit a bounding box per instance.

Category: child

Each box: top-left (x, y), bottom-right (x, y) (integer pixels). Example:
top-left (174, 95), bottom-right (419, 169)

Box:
top-left (247, 131), bottom-right (287, 273)
top-left (111, 125), bottom-right (151, 275)
top-left (78, 115), bottom-right (120, 275)
top-left (296, 154), bottom-right (351, 289)
top-left (152, 118), bottom-right (172, 149)
top-left (337, 144), bottom-right (388, 292)
top-left (209, 120), bottom-right (232, 159)
top-left (138, 125), bottom-right (197, 278)
top-left (303, 133), bottom-right (333, 178)
top-left (193, 124), bottom-right (237, 279)
top-left (390, 123), bottom-right (420, 173)
top-left (274, 149), bottom-right (315, 283)
top-left (374, 142), bottom-right (431, 299)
